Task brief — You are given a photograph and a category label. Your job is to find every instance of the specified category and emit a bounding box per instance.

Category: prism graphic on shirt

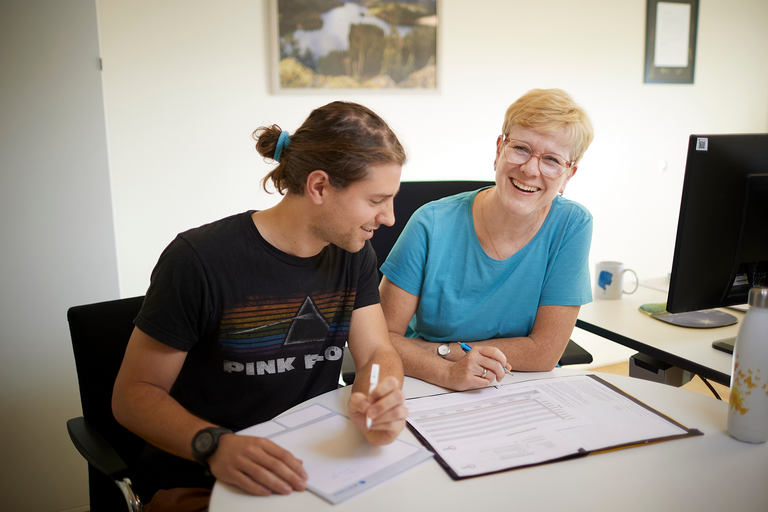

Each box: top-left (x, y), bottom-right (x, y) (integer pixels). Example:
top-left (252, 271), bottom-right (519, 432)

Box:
top-left (217, 290), bottom-right (355, 369)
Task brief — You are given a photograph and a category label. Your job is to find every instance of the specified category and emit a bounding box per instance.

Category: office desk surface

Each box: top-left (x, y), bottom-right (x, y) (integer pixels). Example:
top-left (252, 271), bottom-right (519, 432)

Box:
top-left (210, 370), bottom-right (767, 512)
top-left (577, 286), bottom-right (742, 386)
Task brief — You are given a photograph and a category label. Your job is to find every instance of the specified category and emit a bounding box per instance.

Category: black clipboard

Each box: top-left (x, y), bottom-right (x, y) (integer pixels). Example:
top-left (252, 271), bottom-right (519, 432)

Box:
top-left (405, 374), bottom-right (703, 480)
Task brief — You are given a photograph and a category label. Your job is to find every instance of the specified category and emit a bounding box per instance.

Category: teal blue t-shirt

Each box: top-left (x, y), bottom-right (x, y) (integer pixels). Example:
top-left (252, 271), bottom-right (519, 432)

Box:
top-left (380, 189), bottom-right (593, 342)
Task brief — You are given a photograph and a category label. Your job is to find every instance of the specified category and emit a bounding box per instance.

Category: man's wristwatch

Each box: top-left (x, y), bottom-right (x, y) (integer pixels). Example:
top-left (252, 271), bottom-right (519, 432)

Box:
top-left (191, 426), bottom-right (233, 474)
top-left (438, 343), bottom-right (451, 359)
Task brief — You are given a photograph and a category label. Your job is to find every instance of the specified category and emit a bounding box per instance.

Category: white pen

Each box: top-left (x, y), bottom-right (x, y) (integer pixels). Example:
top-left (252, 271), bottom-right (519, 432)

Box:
top-left (366, 363), bottom-right (380, 429)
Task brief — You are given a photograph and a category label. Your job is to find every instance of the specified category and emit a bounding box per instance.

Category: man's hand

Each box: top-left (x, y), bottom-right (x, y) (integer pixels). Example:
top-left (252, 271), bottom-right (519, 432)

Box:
top-left (348, 376), bottom-right (408, 446)
top-left (207, 433), bottom-right (308, 496)
top-left (446, 345), bottom-right (507, 391)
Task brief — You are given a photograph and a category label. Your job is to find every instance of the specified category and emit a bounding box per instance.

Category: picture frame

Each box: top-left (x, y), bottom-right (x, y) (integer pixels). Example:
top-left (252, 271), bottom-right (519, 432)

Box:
top-left (644, 0), bottom-right (698, 84)
top-left (269, 0), bottom-right (439, 93)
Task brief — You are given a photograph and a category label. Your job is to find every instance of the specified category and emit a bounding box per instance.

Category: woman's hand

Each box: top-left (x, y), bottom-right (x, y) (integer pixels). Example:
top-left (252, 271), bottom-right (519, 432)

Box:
top-left (445, 345), bottom-right (508, 391)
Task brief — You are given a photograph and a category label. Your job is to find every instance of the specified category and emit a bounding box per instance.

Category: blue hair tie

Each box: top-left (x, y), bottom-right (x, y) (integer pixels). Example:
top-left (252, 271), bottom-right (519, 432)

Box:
top-left (274, 130), bottom-right (291, 163)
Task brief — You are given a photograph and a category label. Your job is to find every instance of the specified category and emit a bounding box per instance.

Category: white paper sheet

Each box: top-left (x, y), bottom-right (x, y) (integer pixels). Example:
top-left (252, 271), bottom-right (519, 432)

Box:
top-left (654, 2), bottom-right (691, 68)
top-left (238, 404), bottom-right (433, 504)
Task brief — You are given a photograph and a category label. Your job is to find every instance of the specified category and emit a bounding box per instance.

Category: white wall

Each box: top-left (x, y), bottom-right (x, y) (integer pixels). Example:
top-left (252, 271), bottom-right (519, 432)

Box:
top-left (1, 1), bottom-right (119, 511)
top-left (96, 0), bottom-right (768, 298)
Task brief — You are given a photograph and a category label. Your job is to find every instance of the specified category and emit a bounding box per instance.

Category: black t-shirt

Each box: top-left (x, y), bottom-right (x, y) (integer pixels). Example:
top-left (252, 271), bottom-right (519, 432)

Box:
top-left (132, 211), bottom-right (380, 496)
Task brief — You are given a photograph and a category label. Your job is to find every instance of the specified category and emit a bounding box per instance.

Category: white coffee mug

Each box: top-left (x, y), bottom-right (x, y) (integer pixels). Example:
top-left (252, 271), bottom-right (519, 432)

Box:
top-left (594, 261), bottom-right (638, 300)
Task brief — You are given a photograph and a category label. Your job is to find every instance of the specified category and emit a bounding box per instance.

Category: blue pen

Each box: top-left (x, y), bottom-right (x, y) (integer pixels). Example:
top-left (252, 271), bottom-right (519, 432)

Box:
top-left (460, 342), bottom-right (512, 374)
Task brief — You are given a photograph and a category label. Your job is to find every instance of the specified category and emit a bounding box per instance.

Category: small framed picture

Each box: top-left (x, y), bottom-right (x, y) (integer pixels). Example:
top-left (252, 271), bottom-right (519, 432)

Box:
top-left (644, 0), bottom-right (698, 84)
top-left (269, 0), bottom-right (439, 93)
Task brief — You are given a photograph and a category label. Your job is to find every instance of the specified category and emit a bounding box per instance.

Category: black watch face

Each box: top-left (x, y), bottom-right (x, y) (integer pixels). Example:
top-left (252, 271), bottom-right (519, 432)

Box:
top-left (194, 431), bottom-right (214, 453)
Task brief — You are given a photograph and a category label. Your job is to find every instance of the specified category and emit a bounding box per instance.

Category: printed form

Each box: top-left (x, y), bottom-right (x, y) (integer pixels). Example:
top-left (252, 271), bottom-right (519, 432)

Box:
top-left (239, 403), bottom-right (432, 504)
top-left (405, 374), bottom-right (700, 479)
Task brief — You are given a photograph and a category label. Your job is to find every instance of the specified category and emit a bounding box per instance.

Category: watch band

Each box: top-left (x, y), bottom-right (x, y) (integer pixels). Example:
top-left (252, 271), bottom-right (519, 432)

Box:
top-left (191, 426), bottom-right (233, 474)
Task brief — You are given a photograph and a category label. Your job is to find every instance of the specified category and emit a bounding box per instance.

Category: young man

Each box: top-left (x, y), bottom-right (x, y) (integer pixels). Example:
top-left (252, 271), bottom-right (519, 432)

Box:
top-left (112, 102), bottom-right (409, 509)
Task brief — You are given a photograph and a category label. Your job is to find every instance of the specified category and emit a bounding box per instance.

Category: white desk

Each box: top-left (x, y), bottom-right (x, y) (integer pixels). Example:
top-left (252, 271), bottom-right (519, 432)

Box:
top-left (577, 285), bottom-right (741, 386)
top-left (210, 370), bottom-right (768, 512)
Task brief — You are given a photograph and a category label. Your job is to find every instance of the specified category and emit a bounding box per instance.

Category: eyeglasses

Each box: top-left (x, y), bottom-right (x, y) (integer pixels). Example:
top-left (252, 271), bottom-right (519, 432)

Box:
top-left (501, 135), bottom-right (575, 178)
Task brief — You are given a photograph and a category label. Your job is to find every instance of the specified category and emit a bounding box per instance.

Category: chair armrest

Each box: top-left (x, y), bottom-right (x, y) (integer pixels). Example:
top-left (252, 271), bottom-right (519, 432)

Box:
top-left (558, 339), bottom-right (594, 366)
top-left (67, 416), bottom-right (130, 479)
top-left (67, 417), bottom-right (144, 511)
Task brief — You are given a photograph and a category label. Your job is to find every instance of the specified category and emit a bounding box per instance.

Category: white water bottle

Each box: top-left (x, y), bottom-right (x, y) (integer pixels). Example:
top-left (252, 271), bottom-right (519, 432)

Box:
top-left (728, 287), bottom-right (768, 443)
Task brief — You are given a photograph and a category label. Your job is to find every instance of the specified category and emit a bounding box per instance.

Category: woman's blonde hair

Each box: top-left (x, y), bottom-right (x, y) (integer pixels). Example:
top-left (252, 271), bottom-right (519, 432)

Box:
top-left (502, 89), bottom-right (594, 164)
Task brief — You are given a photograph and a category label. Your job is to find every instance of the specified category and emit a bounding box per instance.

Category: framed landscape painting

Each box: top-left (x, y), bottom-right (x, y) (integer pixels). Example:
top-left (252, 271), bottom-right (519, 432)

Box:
top-left (270, 0), bottom-right (439, 92)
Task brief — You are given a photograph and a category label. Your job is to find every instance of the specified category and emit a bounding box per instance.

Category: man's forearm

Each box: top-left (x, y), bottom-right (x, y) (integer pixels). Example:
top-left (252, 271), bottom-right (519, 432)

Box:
top-left (112, 381), bottom-right (214, 461)
top-left (351, 345), bottom-right (403, 396)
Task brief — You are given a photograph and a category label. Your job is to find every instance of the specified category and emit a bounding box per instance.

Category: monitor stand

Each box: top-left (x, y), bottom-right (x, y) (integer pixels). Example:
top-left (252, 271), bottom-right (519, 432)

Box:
top-left (639, 302), bottom-right (738, 328)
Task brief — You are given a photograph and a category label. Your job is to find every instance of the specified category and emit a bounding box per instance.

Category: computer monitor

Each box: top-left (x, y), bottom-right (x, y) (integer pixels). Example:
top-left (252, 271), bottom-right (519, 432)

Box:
top-left (667, 133), bottom-right (768, 314)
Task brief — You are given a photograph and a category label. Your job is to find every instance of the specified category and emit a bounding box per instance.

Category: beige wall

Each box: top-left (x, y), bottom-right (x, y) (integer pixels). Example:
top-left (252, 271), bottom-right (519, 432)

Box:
top-left (1, 1), bottom-right (118, 511)
top-left (97, 0), bottom-right (768, 298)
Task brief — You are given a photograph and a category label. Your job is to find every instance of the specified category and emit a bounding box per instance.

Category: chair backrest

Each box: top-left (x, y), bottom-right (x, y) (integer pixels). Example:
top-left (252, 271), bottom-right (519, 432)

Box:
top-left (370, 180), bottom-right (493, 276)
top-left (68, 296), bottom-right (147, 509)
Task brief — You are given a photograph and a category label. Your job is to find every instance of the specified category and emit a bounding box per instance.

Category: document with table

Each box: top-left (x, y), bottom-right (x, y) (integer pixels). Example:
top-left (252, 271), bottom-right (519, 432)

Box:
top-left (238, 403), bottom-right (432, 504)
top-left (405, 374), bottom-right (702, 479)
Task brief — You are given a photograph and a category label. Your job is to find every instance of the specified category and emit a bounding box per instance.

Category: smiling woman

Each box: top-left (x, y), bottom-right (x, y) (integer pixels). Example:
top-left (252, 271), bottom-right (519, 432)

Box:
top-left (379, 88), bottom-right (596, 391)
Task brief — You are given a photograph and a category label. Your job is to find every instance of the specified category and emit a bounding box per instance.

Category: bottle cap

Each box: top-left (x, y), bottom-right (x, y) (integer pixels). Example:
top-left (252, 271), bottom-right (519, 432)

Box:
top-left (747, 287), bottom-right (768, 309)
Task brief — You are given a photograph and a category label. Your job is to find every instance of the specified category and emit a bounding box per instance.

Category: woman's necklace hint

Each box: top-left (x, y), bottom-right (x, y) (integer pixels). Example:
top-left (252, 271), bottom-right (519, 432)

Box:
top-left (480, 188), bottom-right (543, 260)
top-left (481, 188), bottom-right (503, 260)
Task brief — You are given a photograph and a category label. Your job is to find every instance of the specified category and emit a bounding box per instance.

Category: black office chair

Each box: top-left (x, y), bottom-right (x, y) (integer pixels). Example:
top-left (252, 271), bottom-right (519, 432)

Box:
top-left (364, 180), bottom-right (592, 372)
top-left (67, 296), bottom-right (147, 512)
